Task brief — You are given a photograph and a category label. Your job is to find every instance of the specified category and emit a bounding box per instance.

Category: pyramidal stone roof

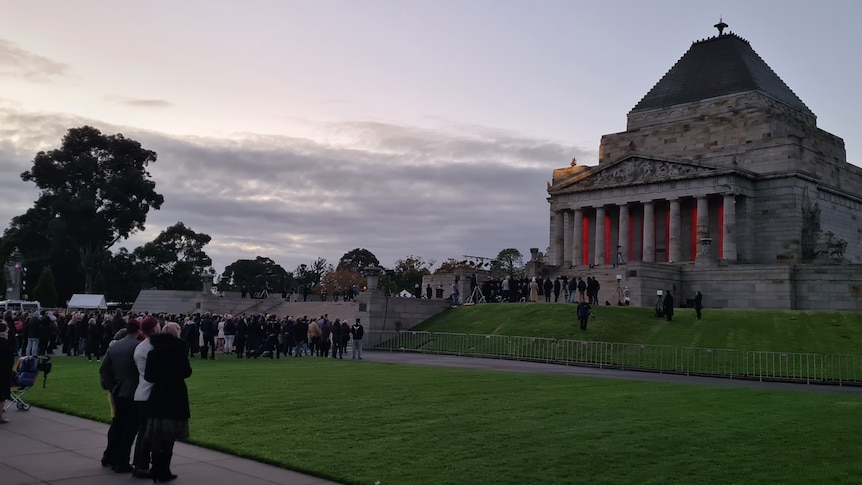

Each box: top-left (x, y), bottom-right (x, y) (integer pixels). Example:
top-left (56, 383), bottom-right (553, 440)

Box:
top-left (631, 31), bottom-right (812, 116)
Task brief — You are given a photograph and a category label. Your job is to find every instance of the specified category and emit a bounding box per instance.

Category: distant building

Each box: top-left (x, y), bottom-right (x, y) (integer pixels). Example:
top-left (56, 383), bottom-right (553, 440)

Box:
top-left (543, 24), bottom-right (861, 310)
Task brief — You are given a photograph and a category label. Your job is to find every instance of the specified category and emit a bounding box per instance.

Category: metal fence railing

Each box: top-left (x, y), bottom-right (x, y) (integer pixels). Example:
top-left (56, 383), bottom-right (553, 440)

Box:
top-left (367, 330), bottom-right (862, 385)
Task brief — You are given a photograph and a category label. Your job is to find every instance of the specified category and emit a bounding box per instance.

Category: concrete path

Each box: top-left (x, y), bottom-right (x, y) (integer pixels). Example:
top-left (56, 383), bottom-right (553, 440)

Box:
top-left (0, 406), bottom-right (340, 485)
top-left (360, 350), bottom-right (862, 395)
top-left (2, 350), bottom-right (859, 485)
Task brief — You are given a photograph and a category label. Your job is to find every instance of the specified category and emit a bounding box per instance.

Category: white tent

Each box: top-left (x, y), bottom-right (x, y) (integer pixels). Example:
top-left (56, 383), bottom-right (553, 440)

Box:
top-left (398, 290), bottom-right (414, 298)
top-left (67, 294), bottom-right (108, 310)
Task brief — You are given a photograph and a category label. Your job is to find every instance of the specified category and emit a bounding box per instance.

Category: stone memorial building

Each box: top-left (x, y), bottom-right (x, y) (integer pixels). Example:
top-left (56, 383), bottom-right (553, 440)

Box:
top-left (543, 23), bottom-right (862, 310)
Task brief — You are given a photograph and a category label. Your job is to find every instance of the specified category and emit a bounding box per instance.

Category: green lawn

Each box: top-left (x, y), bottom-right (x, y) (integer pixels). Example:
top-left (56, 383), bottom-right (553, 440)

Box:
top-left (415, 304), bottom-right (862, 354)
top-left (19, 355), bottom-right (862, 485)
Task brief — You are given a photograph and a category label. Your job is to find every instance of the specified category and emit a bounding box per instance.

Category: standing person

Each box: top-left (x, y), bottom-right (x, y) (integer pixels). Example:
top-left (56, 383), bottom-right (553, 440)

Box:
top-left (543, 277), bottom-right (553, 303)
top-left (529, 277), bottom-right (539, 302)
top-left (199, 312), bottom-right (216, 360)
top-left (553, 277), bottom-right (562, 303)
top-left (663, 291), bottom-right (675, 322)
top-left (425, 284), bottom-right (432, 299)
top-left (222, 316), bottom-right (236, 355)
top-left (131, 317), bottom-right (160, 478)
top-left (577, 301), bottom-right (591, 331)
top-left (307, 318), bottom-right (321, 356)
top-left (24, 311), bottom-right (40, 356)
top-left (216, 316), bottom-right (225, 353)
top-left (577, 277), bottom-right (587, 303)
top-left (145, 322), bottom-right (192, 483)
top-left (340, 320), bottom-right (351, 359)
top-left (0, 322), bottom-right (13, 423)
top-left (181, 317), bottom-right (199, 358)
top-left (85, 318), bottom-right (102, 362)
top-left (293, 317), bottom-right (309, 357)
top-left (234, 316), bottom-right (248, 359)
top-left (694, 291), bottom-right (704, 320)
top-left (330, 318), bottom-right (342, 358)
top-left (351, 318), bottom-right (364, 360)
top-left (98, 319), bottom-right (143, 473)
top-left (450, 283), bottom-right (459, 307)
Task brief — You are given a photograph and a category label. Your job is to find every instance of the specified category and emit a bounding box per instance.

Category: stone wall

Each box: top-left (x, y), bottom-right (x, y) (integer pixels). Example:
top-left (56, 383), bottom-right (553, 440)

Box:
top-left (616, 262), bottom-right (862, 310)
top-left (356, 289), bottom-right (450, 346)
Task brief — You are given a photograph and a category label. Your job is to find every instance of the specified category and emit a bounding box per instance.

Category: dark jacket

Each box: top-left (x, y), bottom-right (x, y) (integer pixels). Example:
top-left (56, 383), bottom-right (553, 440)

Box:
top-left (351, 323), bottom-right (364, 340)
top-left (200, 315), bottom-right (216, 337)
top-left (99, 334), bottom-right (141, 398)
top-left (145, 334), bottom-right (192, 420)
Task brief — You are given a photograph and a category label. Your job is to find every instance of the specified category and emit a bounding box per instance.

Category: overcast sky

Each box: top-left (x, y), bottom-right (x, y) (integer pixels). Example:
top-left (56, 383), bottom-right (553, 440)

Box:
top-left (1, 1), bottom-right (860, 275)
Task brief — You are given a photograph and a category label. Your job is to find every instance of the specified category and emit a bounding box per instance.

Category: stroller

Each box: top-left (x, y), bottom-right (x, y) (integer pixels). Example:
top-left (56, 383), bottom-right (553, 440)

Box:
top-left (5, 355), bottom-right (51, 411)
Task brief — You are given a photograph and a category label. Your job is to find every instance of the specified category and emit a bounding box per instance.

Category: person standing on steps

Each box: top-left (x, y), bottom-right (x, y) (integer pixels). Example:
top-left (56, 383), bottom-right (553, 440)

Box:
top-left (351, 318), bottom-right (364, 359)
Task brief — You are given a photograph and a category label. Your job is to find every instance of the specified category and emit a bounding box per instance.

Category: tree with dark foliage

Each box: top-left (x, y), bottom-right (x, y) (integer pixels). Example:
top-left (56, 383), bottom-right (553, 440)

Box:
top-left (20, 126), bottom-right (164, 293)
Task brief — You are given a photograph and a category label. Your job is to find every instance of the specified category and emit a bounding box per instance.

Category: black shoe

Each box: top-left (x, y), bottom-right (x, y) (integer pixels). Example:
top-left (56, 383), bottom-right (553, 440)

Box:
top-left (152, 472), bottom-right (178, 483)
top-left (114, 463), bottom-right (134, 473)
top-left (133, 469), bottom-right (152, 479)
top-left (101, 458), bottom-right (113, 469)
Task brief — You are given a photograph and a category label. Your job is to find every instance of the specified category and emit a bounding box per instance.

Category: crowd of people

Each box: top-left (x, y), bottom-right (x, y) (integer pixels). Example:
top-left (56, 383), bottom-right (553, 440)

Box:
top-left (0, 308), bottom-right (366, 362)
top-left (177, 312), bottom-right (365, 360)
top-left (432, 274), bottom-right (605, 306)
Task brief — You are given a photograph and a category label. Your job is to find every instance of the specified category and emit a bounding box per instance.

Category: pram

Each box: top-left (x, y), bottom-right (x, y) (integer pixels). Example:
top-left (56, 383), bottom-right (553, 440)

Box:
top-left (5, 355), bottom-right (51, 412)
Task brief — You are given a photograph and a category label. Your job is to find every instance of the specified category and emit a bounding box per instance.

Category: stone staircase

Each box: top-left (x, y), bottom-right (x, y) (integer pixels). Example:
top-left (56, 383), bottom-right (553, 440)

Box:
top-left (131, 289), bottom-right (358, 319)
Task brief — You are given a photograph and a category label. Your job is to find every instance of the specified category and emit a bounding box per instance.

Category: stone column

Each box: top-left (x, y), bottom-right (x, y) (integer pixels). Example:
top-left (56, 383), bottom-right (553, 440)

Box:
top-left (642, 202), bottom-right (655, 262)
top-left (572, 209), bottom-right (583, 267)
top-left (594, 206), bottom-right (606, 266)
top-left (552, 210), bottom-right (564, 266)
top-left (618, 204), bottom-right (629, 264)
top-left (562, 210), bottom-right (572, 266)
top-left (668, 198), bottom-right (681, 262)
top-left (723, 194), bottom-right (737, 261)
top-left (696, 196), bottom-right (709, 260)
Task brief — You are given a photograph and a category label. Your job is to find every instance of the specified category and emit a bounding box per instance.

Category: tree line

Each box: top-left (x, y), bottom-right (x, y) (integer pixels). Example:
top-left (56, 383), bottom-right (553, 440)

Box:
top-left (0, 127), bottom-right (525, 307)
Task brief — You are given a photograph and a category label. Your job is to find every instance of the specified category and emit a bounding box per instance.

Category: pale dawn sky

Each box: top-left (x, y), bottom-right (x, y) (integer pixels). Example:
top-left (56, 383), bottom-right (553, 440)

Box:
top-left (1, 0), bottom-right (859, 275)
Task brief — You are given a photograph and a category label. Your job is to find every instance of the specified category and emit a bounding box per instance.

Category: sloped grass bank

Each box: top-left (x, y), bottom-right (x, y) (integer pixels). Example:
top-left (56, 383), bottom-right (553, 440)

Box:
top-left (415, 304), bottom-right (862, 354)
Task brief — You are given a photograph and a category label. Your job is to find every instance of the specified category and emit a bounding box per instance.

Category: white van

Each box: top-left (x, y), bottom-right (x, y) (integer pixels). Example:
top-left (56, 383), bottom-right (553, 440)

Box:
top-left (0, 299), bottom-right (42, 313)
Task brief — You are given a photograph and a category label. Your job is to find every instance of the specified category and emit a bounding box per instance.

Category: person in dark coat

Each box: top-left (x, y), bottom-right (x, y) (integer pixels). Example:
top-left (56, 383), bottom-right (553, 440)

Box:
top-left (0, 322), bottom-right (13, 423)
top-left (99, 319), bottom-right (142, 473)
top-left (86, 318), bottom-right (102, 362)
top-left (577, 302), bottom-right (591, 331)
top-left (694, 291), bottom-right (704, 320)
top-left (144, 322), bottom-right (192, 482)
top-left (543, 277), bottom-right (553, 303)
top-left (663, 291), bottom-right (675, 322)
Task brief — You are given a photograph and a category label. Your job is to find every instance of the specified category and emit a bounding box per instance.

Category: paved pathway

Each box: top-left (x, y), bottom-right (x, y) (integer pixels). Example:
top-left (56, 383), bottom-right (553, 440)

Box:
top-left (0, 406), bottom-right (340, 485)
top-left (359, 350), bottom-right (862, 394)
top-left (2, 350), bottom-right (859, 485)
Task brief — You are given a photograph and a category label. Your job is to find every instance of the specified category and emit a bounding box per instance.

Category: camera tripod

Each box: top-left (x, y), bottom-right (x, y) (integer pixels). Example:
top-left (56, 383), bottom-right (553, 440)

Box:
top-left (465, 285), bottom-right (486, 304)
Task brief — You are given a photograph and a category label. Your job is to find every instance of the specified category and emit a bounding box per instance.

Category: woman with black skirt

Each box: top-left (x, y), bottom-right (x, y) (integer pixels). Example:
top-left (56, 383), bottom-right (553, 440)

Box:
top-left (144, 322), bottom-right (192, 482)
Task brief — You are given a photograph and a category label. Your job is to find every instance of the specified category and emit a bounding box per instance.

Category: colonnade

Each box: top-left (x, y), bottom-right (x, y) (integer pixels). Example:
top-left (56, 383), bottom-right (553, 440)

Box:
top-left (551, 194), bottom-right (738, 267)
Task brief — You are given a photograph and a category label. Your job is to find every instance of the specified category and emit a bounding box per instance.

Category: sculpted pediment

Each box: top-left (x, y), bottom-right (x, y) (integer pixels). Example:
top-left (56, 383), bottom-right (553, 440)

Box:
top-left (550, 157), bottom-right (717, 192)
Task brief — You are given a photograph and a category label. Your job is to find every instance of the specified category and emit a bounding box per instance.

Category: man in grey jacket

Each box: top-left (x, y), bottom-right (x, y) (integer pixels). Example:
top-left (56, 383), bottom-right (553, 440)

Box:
top-left (99, 319), bottom-right (142, 473)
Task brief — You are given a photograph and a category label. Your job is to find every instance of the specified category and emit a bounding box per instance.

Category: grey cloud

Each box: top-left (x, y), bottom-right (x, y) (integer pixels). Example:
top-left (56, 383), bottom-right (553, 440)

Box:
top-left (0, 40), bottom-right (69, 81)
top-left (1, 113), bottom-right (588, 273)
